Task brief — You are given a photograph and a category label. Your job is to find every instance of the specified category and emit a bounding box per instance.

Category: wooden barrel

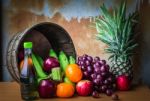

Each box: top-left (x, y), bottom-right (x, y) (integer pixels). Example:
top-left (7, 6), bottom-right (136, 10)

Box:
top-left (7, 22), bottom-right (76, 82)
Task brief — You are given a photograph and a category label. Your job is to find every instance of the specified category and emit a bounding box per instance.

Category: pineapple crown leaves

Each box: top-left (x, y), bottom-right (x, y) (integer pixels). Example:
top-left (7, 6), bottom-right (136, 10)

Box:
top-left (94, 0), bottom-right (138, 61)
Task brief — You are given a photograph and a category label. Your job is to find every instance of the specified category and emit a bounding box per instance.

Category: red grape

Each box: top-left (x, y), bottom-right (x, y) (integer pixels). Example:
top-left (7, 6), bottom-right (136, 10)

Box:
top-left (92, 91), bottom-right (100, 98)
top-left (77, 55), bottom-right (116, 96)
top-left (103, 79), bottom-right (109, 85)
top-left (106, 89), bottom-right (113, 96)
top-left (93, 79), bottom-right (100, 85)
top-left (101, 85), bottom-right (107, 92)
top-left (85, 60), bottom-right (91, 66)
top-left (96, 74), bottom-right (103, 81)
top-left (94, 57), bottom-right (100, 61)
top-left (83, 57), bottom-right (87, 61)
top-left (95, 62), bottom-right (100, 67)
top-left (100, 60), bottom-right (106, 65)
top-left (91, 74), bottom-right (97, 79)
top-left (83, 71), bottom-right (90, 78)
top-left (81, 65), bottom-right (86, 71)
top-left (87, 66), bottom-right (93, 73)
top-left (87, 56), bottom-right (93, 62)
top-left (78, 56), bottom-right (82, 61)
top-left (80, 61), bottom-right (84, 66)
top-left (94, 68), bottom-right (101, 74)
top-left (100, 65), bottom-right (107, 72)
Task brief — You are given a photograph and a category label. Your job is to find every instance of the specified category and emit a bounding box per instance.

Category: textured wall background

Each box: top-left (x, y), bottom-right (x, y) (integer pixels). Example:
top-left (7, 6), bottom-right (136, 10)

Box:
top-left (1, 0), bottom-right (150, 85)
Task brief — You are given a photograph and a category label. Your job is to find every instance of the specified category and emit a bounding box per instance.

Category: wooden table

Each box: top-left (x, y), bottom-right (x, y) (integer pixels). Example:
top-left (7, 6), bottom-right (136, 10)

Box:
top-left (0, 82), bottom-right (150, 101)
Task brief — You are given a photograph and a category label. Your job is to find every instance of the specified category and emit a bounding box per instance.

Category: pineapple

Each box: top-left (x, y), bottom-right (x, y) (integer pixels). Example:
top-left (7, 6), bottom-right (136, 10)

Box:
top-left (94, 1), bottom-right (138, 80)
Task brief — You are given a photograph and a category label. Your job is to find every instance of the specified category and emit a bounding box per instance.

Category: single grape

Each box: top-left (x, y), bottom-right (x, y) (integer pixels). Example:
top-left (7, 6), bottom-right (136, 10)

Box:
top-left (94, 56), bottom-right (100, 62)
top-left (106, 89), bottom-right (113, 96)
top-left (105, 64), bottom-right (110, 71)
top-left (93, 79), bottom-right (100, 85)
top-left (78, 56), bottom-right (82, 61)
top-left (92, 59), bottom-right (96, 64)
top-left (112, 83), bottom-right (117, 91)
top-left (94, 86), bottom-right (99, 91)
top-left (83, 54), bottom-right (88, 57)
top-left (95, 62), bottom-right (100, 67)
top-left (82, 57), bottom-right (87, 61)
top-left (108, 85), bottom-right (113, 89)
top-left (101, 85), bottom-right (107, 92)
top-left (101, 72), bottom-right (107, 77)
top-left (93, 63), bottom-right (100, 69)
top-left (91, 73), bottom-right (97, 80)
top-left (100, 65), bottom-right (107, 72)
top-left (87, 56), bottom-right (93, 62)
top-left (112, 94), bottom-right (119, 100)
top-left (87, 66), bottom-right (93, 73)
top-left (81, 65), bottom-right (86, 71)
top-left (94, 68), bottom-right (101, 74)
top-left (100, 60), bottom-right (106, 65)
top-left (92, 91), bottom-right (100, 98)
top-left (107, 77), bottom-right (113, 83)
top-left (80, 61), bottom-right (84, 66)
top-left (83, 71), bottom-right (90, 78)
top-left (96, 74), bottom-right (103, 81)
top-left (103, 79), bottom-right (109, 85)
top-left (85, 60), bottom-right (91, 66)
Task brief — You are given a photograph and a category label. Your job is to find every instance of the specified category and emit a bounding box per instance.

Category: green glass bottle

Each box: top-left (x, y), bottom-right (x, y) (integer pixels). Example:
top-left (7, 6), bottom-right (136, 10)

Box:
top-left (20, 42), bottom-right (38, 100)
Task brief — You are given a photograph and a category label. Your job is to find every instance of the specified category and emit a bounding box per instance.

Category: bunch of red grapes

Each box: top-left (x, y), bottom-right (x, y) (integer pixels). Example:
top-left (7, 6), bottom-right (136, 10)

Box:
top-left (77, 54), bottom-right (116, 96)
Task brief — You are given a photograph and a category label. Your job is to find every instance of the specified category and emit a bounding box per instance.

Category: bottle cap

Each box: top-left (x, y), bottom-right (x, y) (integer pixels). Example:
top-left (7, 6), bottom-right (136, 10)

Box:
top-left (23, 42), bottom-right (32, 48)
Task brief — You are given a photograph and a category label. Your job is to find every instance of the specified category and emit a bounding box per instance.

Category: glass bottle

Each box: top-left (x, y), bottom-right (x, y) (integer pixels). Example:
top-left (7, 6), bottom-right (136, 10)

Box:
top-left (20, 42), bottom-right (38, 100)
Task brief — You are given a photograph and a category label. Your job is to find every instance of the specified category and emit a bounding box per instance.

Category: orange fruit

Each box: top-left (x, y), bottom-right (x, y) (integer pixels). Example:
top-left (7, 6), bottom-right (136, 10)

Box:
top-left (65, 64), bottom-right (83, 83)
top-left (19, 58), bottom-right (32, 70)
top-left (56, 83), bottom-right (75, 98)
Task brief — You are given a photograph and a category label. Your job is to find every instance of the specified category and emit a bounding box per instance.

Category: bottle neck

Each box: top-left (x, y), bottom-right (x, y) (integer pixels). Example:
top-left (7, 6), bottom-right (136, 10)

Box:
top-left (24, 48), bottom-right (32, 56)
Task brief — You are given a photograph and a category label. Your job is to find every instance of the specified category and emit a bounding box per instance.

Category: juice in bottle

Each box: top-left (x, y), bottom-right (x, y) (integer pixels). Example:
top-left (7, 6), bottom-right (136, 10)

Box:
top-left (20, 42), bottom-right (38, 100)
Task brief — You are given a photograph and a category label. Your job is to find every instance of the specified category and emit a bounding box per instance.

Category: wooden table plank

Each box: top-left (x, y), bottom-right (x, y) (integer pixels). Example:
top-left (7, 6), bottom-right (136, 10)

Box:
top-left (0, 82), bottom-right (150, 101)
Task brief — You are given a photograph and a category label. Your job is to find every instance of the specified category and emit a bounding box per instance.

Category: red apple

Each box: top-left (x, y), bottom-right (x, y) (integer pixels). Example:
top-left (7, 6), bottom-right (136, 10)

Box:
top-left (76, 80), bottom-right (93, 96)
top-left (116, 75), bottom-right (130, 91)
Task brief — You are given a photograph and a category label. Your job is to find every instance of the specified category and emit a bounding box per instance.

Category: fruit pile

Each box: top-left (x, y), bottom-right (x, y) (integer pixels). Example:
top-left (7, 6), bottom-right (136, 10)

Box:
top-left (19, 47), bottom-right (122, 99)
top-left (19, 49), bottom-right (83, 98)
top-left (77, 54), bottom-right (116, 96)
